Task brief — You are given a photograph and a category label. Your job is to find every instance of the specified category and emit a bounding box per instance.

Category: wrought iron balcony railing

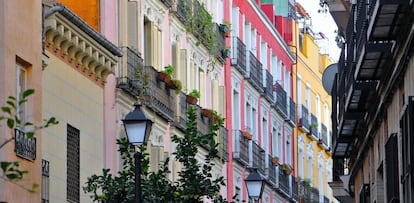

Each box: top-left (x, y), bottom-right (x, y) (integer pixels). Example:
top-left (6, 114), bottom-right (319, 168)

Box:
top-left (160, 0), bottom-right (173, 8)
top-left (274, 82), bottom-right (288, 118)
top-left (15, 128), bottom-right (36, 161)
top-left (116, 47), bottom-right (144, 97)
top-left (246, 51), bottom-right (264, 92)
top-left (231, 37), bottom-right (247, 74)
top-left (322, 124), bottom-right (328, 146)
top-left (219, 127), bottom-right (229, 161)
top-left (310, 187), bottom-right (320, 203)
top-left (263, 70), bottom-right (274, 102)
top-left (278, 167), bottom-right (291, 197)
top-left (176, 93), bottom-right (188, 132)
top-left (287, 97), bottom-right (296, 126)
top-left (214, 23), bottom-right (226, 64)
top-left (195, 105), bottom-right (210, 136)
top-left (266, 154), bottom-right (277, 187)
top-left (292, 176), bottom-right (299, 201)
top-left (145, 66), bottom-right (176, 122)
top-left (252, 141), bottom-right (266, 175)
top-left (175, 0), bottom-right (190, 24)
top-left (311, 114), bottom-right (318, 138)
top-left (233, 130), bottom-right (249, 166)
top-left (299, 105), bottom-right (310, 132)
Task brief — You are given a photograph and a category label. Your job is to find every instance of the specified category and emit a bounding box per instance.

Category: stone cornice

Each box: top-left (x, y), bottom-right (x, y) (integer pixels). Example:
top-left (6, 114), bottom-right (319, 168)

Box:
top-left (44, 12), bottom-right (119, 84)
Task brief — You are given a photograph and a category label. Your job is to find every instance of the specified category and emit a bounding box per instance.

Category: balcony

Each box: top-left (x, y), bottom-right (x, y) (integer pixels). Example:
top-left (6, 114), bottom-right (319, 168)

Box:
top-left (277, 167), bottom-right (291, 197)
top-left (252, 141), bottom-right (266, 175)
top-left (176, 93), bottom-right (188, 132)
top-left (231, 37), bottom-right (247, 74)
top-left (298, 105), bottom-right (310, 133)
top-left (273, 82), bottom-right (288, 118)
top-left (266, 155), bottom-right (277, 187)
top-left (160, 0), bottom-right (173, 8)
top-left (145, 66), bottom-right (177, 122)
top-left (310, 187), bottom-right (320, 203)
top-left (322, 124), bottom-right (328, 147)
top-left (195, 105), bottom-right (210, 136)
top-left (15, 128), bottom-right (36, 161)
top-left (287, 97), bottom-right (296, 126)
top-left (175, 0), bottom-right (190, 24)
top-left (291, 177), bottom-right (299, 202)
top-left (116, 47), bottom-right (145, 97)
top-left (246, 51), bottom-right (264, 92)
top-left (233, 130), bottom-right (249, 166)
top-left (214, 23), bottom-right (226, 64)
top-left (366, 0), bottom-right (411, 41)
top-left (219, 127), bottom-right (229, 161)
top-left (263, 70), bottom-right (274, 102)
top-left (311, 114), bottom-right (318, 138)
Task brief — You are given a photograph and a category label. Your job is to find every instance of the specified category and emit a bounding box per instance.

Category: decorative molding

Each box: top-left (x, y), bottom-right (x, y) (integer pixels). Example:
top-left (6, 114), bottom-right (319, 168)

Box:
top-left (44, 14), bottom-right (118, 84)
top-left (143, 0), bottom-right (165, 30)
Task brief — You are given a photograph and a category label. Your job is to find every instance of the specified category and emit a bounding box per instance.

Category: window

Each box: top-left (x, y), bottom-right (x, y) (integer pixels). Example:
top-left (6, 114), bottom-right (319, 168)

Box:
top-left (42, 159), bottom-right (50, 203)
top-left (400, 97), bottom-right (414, 202)
top-left (305, 85), bottom-right (311, 123)
top-left (298, 136), bottom-right (304, 178)
top-left (262, 117), bottom-right (268, 152)
top-left (67, 124), bottom-right (80, 203)
top-left (316, 95), bottom-right (321, 135)
top-left (297, 76), bottom-right (302, 116)
top-left (232, 89), bottom-right (240, 130)
top-left (16, 62), bottom-right (27, 125)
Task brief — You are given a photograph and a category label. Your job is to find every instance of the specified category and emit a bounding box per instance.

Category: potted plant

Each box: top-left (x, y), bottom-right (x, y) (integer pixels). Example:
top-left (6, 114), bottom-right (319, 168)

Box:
top-left (202, 108), bottom-right (214, 118)
top-left (281, 163), bottom-right (292, 175)
top-left (158, 65), bottom-right (175, 83)
top-left (186, 89), bottom-right (200, 105)
top-left (302, 178), bottom-right (311, 188)
top-left (241, 130), bottom-right (253, 140)
top-left (317, 138), bottom-right (323, 145)
top-left (219, 20), bottom-right (231, 37)
top-left (222, 46), bottom-right (231, 58)
top-left (272, 156), bottom-right (280, 165)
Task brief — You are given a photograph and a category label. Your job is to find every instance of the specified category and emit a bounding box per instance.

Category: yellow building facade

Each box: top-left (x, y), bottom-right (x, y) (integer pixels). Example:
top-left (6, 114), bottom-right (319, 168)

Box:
top-left (292, 7), bottom-right (334, 202)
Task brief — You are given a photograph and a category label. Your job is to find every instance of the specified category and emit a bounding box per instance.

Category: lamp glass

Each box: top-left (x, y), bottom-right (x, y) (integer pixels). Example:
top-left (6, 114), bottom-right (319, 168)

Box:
top-left (124, 121), bottom-right (147, 146)
top-left (246, 180), bottom-right (263, 198)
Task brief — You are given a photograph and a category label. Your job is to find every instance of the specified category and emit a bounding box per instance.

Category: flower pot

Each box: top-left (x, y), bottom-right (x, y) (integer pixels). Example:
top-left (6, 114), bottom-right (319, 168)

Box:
top-left (272, 157), bottom-right (279, 165)
top-left (242, 131), bottom-right (253, 140)
top-left (224, 31), bottom-right (230, 38)
top-left (202, 108), bottom-right (213, 118)
top-left (222, 49), bottom-right (231, 58)
top-left (158, 72), bottom-right (171, 83)
top-left (186, 95), bottom-right (198, 105)
top-left (166, 79), bottom-right (176, 89)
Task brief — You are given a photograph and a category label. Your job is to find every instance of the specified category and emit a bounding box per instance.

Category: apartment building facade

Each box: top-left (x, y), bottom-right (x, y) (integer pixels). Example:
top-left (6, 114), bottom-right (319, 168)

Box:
top-left (327, 0), bottom-right (414, 202)
top-left (0, 0), bottom-right (44, 202)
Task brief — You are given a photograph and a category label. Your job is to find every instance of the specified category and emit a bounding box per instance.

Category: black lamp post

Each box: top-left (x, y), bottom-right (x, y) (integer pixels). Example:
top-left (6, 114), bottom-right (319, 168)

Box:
top-left (122, 104), bottom-right (153, 203)
top-left (245, 170), bottom-right (264, 202)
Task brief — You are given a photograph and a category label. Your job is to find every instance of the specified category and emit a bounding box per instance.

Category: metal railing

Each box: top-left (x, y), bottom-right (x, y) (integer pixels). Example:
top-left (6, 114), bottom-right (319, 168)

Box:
top-left (233, 130), bottom-right (249, 166)
top-left (231, 37), bottom-right (247, 74)
top-left (252, 141), bottom-right (266, 175)
top-left (274, 82), bottom-right (287, 118)
top-left (247, 51), bottom-right (264, 92)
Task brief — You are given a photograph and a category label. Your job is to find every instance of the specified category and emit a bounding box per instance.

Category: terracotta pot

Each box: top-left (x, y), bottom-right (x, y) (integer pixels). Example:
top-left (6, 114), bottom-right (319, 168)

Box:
top-left (242, 131), bottom-right (253, 140)
top-left (202, 109), bottom-right (213, 118)
top-left (158, 72), bottom-right (171, 83)
top-left (272, 157), bottom-right (279, 165)
top-left (186, 95), bottom-right (198, 105)
top-left (166, 79), bottom-right (176, 89)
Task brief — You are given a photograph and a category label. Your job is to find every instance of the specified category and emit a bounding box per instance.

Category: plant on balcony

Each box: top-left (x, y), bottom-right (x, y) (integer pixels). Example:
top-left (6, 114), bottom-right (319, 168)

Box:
top-left (134, 66), bottom-right (151, 102)
top-left (241, 130), bottom-right (253, 140)
top-left (222, 46), bottom-right (231, 58)
top-left (281, 163), bottom-right (292, 175)
top-left (302, 178), bottom-right (311, 188)
top-left (219, 20), bottom-right (231, 37)
top-left (272, 156), bottom-right (280, 165)
top-left (317, 138), bottom-right (323, 145)
top-left (201, 108), bottom-right (214, 118)
top-left (158, 64), bottom-right (175, 83)
top-left (186, 89), bottom-right (200, 105)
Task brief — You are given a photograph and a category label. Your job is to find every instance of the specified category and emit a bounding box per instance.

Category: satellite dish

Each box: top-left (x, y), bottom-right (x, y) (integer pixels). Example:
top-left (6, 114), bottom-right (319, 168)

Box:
top-left (322, 63), bottom-right (338, 95)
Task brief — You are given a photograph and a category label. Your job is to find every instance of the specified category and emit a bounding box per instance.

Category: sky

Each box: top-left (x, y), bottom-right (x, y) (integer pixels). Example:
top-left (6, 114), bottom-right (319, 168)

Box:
top-left (296, 0), bottom-right (341, 60)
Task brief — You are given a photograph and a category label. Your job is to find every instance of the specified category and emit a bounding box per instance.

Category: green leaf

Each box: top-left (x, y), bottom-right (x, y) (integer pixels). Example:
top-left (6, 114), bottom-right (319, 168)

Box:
top-left (7, 118), bottom-right (14, 128)
top-left (8, 96), bottom-right (16, 100)
top-left (1, 161), bottom-right (12, 172)
top-left (18, 99), bottom-right (27, 106)
top-left (29, 183), bottom-right (39, 193)
top-left (22, 89), bottom-right (35, 99)
top-left (26, 132), bottom-right (34, 139)
top-left (1, 106), bottom-right (11, 114)
top-left (6, 100), bottom-right (16, 108)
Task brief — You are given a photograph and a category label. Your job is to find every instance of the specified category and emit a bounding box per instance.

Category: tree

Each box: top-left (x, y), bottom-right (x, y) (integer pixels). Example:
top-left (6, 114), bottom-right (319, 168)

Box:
top-left (0, 89), bottom-right (58, 191)
top-left (84, 106), bottom-right (229, 202)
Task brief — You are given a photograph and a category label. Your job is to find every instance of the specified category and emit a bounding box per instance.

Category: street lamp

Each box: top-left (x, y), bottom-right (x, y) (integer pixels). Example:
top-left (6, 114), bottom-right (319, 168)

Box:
top-left (122, 104), bottom-right (153, 203)
top-left (245, 169), bottom-right (264, 202)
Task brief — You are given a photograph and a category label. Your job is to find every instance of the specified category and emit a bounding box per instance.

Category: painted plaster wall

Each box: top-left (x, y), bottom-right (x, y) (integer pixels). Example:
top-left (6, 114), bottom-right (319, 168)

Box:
top-left (58, 0), bottom-right (100, 31)
top-left (0, 0), bottom-right (43, 202)
top-left (42, 52), bottom-right (104, 202)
